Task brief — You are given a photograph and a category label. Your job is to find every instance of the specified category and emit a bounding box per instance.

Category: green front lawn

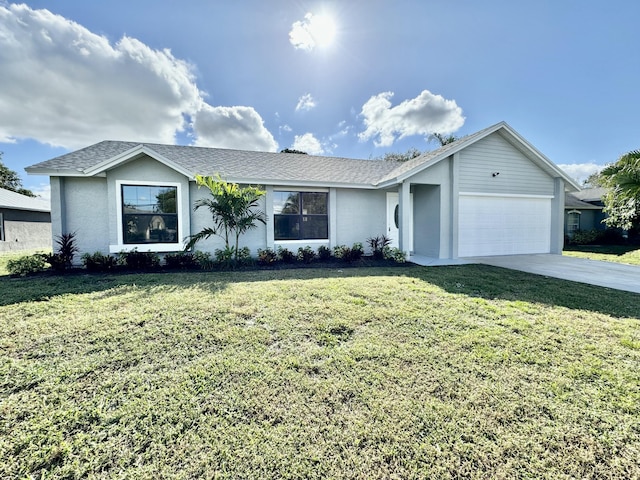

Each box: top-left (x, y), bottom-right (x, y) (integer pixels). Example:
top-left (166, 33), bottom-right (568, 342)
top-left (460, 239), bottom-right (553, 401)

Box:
top-left (1, 267), bottom-right (639, 479)
top-left (564, 245), bottom-right (640, 265)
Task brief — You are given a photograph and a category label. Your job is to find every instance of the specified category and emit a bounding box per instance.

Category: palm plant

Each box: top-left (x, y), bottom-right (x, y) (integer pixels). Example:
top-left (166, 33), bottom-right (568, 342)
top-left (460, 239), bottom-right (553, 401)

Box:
top-left (185, 174), bottom-right (267, 262)
top-left (600, 150), bottom-right (640, 232)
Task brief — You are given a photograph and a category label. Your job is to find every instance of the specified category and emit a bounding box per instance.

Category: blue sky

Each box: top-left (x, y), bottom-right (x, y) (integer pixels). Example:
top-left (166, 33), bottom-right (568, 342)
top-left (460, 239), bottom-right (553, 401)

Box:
top-left (1, 1), bottom-right (639, 199)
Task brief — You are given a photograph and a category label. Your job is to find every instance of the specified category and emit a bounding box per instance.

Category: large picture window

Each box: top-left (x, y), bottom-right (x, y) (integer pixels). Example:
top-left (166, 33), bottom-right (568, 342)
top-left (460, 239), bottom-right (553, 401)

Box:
top-left (274, 191), bottom-right (328, 240)
top-left (122, 185), bottom-right (178, 244)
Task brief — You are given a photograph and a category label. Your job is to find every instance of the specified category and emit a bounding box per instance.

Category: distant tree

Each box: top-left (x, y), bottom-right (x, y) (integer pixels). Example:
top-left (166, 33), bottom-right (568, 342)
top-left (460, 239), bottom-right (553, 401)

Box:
top-left (582, 171), bottom-right (605, 188)
top-left (599, 150), bottom-right (640, 232)
top-left (280, 148), bottom-right (308, 154)
top-left (429, 133), bottom-right (459, 146)
top-left (380, 148), bottom-right (423, 163)
top-left (0, 152), bottom-right (35, 197)
top-left (185, 174), bottom-right (267, 262)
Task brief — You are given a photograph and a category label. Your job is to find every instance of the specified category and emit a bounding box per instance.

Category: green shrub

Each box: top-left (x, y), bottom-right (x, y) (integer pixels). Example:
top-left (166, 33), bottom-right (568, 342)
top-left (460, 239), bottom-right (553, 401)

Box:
top-left (383, 246), bottom-right (407, 263)
top-left (317, 245), bottom-right (332, 261)
top-left (215, 246), bottom-right (252, 268)
top-left (193, 251), bottom-right (214, 270)
top-left (297, 246), bottom-right (316, 264)
top-left (164, 252), bottom-right (198, 270)
top-left (118, 249), bottom-right (160, 271)
top-left (257, 248), bottom-right (278, 266)
top-left (7, 253), bottom-right (49, 277)
top-left (569, 229), bottom-right (626, 246)
top-left (367, 235), bottom-right (392, 260)
top-left (82, 251), bottom-right (117, 272)
top-left (333, 243), bottom-right (364, 263)
top-left (46, 232), bottom-right (79, 272)
top-left (236, 247), bottom-right (252, 266)
top-left (277, 246), bottom-right (296, 263)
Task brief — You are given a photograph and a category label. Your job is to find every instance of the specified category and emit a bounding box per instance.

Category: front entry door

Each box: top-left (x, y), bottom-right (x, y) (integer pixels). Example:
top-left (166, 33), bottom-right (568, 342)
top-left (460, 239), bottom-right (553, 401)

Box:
top-left (386, 192), bottom-right (399, 248)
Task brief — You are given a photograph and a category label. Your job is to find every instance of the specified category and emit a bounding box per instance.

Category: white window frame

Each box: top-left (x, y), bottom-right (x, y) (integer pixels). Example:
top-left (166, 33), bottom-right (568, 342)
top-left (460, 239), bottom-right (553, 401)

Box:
top-left (110, 180), bottom-right (183, 253)
top-left (567, 210), bottom-right (581, 236)
top-left (0, 212), bottom-right (4, 241)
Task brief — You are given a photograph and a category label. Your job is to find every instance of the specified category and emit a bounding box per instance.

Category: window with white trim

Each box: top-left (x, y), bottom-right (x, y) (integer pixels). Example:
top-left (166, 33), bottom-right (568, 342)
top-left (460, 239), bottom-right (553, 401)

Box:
top-left (121, 184), bottom-right (178, 244)
top-left (0, 212), bottom-right (4, 241)
top-left (567, 211), bottom-right (581, 237)
top-left (273, 191), bottom-right (328, 240)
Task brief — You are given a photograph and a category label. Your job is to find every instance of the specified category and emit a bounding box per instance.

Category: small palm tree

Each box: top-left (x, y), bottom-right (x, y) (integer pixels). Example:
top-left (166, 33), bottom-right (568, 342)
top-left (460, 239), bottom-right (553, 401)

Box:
top-left (185, 175), bottom-right (267, 262)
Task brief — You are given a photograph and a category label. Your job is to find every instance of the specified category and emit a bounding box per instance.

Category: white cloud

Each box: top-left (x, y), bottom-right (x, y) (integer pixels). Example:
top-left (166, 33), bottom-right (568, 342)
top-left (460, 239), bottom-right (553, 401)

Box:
top-left (358, 90), bottom-right (465, 147)
top-left (192, 105), bottom-right (278, 151)
top-left (557, 162), bottom-right (604, 185)
top-left (0, 4), bottom-right (277, 152)
top-left (30, 183), bottom-right (51, 202)
top-left (292, 133), bottom-right (324, 155)
top-left (289, 13), bottom-right (336, 51)
top-left (296, 93), bottom-right (316, 112)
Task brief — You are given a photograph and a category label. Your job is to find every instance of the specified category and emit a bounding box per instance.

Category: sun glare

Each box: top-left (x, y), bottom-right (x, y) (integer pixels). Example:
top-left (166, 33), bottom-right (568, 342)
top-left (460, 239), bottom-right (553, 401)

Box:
top-left (310, 14), bottom-right (336, 48)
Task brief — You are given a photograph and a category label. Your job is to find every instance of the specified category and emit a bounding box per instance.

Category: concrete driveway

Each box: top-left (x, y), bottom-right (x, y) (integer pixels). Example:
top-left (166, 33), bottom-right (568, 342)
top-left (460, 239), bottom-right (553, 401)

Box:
top-left (469, 254), bottom-right (640, 294)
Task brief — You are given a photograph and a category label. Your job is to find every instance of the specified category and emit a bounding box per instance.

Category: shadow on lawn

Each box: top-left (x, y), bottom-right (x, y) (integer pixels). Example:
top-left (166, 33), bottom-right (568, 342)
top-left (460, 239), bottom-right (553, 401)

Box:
top-left (1, 264), bottom-right (638, 319)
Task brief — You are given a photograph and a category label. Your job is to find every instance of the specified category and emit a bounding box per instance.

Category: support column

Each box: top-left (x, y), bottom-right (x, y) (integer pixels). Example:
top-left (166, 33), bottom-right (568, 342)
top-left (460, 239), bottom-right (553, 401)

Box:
top-left (399, 180), bottom-right (411, 255)
top-left (550, 178), bottom-right (565, 254)
top-left (265, 186), bottom-right (274, 248)
top-left (49, 176), bottom-right (65, 239)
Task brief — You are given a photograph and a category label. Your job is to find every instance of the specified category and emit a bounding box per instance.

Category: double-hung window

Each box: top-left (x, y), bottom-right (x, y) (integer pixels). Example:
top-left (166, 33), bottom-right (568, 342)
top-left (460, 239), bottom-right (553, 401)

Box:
top-left (274, 191), bottom-right (328, 240)
top-left (567, 211), bottom-right (580, 237)
top-left (121, 184), bottom-right (178, 244)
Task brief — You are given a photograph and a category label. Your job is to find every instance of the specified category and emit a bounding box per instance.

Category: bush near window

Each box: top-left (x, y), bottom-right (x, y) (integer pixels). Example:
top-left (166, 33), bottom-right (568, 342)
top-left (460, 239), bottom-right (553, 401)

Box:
top-left (118, 249), bottom-right (161, 271)
top-left (215, 246), bottom-right (252, 269)
top-left (257, 248), bottom-right (278, 266)
top-left (7, 253), bottom-right (49, 277)
top-left (567, 228), bottom-right (626, 246)
top-left (82, 252), bottom-right (117, 272)
top-left (277, 246), bottom-right (296, 263)
top-left (317, 245), bottom-right (332, 261)
top-left (297, 246), bottom-right (317, 264)
top-left (333, 243), bottom-right (364, 262)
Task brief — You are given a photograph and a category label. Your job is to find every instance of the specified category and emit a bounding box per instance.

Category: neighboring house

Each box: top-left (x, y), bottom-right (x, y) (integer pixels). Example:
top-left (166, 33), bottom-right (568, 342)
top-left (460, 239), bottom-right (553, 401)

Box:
top-left (564, 187), bottom-right (607, 237)
top-left (0, 187), bottom-right (51, 252)
top-left (26, 122), bottom-right (580, 262)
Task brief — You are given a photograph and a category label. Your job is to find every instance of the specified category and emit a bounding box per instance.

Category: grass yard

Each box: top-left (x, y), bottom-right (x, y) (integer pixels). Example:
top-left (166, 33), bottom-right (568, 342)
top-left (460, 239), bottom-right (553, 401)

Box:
top-left (564, 245), bottom-right (640, 266)
top-left (1, 266), bottom-right (639, 479)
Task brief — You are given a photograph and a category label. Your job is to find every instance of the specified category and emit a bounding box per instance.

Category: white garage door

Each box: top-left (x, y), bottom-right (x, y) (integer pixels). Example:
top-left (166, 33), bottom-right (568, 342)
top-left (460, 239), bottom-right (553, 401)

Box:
top-left (458, 195), bottom-right (551, 257)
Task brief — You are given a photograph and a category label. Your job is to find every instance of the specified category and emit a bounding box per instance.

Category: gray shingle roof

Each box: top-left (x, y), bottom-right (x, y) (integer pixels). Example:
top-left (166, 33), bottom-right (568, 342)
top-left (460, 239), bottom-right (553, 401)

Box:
top-left (25, 122), bottom-right (579, 190)
top-left (572, 187), bottom-right (607, 203)
top-left (0, 188), bottom-right (50, 212)
top-left (565, 193), bottom-right (602, 209)
top-left (27, 141), bottom-right (401, 187)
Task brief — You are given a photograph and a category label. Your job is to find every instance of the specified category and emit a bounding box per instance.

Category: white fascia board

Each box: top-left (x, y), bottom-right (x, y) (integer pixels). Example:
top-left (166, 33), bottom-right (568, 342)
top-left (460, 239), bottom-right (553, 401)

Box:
top-left (25, 167), bottom-right (98, 177)
top-left (84, 145), bottom-right (194, 179)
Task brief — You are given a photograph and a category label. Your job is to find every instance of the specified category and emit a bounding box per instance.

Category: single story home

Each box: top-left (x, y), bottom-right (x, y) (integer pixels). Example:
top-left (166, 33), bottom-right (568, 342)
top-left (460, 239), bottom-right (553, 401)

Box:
top-left (564, 187), bottom-right (607, 237)
top-left (26, 121), bottom-right (580, 262)
top-left (0, 187), bottom-right (51, 252)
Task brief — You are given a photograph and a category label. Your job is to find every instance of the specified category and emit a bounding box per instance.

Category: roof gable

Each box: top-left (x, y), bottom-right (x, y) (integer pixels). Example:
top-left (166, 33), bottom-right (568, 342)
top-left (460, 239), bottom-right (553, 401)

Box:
top-left (378, 122), bottom-right (581, 191)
